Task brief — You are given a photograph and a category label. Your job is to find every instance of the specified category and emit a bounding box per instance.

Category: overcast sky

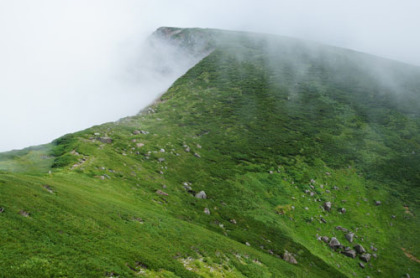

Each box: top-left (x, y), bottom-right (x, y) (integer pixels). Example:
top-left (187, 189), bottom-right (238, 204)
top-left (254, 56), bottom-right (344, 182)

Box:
top-left (1, 0), bottom-right (419, 152)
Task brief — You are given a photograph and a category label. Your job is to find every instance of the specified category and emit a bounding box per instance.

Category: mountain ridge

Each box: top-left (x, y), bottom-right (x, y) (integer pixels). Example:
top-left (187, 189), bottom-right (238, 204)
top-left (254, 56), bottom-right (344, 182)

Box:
top-left (0, 27), bottom-right (419, 277)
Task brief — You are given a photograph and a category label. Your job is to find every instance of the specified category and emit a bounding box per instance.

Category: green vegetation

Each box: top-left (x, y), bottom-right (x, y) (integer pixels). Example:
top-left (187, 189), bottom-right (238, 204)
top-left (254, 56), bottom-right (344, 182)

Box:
top-left (0, 27), bottom-right (419, 277)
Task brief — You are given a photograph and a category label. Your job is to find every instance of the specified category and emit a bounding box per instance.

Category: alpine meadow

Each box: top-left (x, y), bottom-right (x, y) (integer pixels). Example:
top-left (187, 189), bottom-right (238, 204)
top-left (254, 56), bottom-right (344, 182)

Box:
top-left (0, 27), bottom-right (419, 277)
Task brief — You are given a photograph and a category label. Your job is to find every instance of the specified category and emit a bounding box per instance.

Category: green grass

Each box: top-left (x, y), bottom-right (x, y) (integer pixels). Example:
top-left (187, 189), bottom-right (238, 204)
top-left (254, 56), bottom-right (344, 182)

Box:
top-left (0, 27), bottom-right (419, 277)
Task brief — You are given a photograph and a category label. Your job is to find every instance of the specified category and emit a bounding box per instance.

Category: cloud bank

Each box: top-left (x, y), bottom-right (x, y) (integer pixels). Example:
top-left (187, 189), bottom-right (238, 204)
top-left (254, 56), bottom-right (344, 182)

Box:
top-left (0, 0), bottom-right (419, 151)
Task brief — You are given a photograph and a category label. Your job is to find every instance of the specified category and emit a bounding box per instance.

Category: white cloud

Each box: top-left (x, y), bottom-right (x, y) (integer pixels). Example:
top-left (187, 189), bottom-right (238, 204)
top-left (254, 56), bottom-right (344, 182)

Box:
top-left (0, 0), bottom-right (419, 151)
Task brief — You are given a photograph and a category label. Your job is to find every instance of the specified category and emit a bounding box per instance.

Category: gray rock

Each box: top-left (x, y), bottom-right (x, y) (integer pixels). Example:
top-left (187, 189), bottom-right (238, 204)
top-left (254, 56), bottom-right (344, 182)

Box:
top-left (375, 200), bottom-right (381, 206)
top-left (194, 153), bottom-right (201, 158)
top-left (0, 207), bottom-right (4, 213)
top-left (372, 253), bottom-right (377, 258)
top-left (321, 236), bottom-right (329, 243)
top-left (354, 244), bottom-right (366, 254)
top-left (195, 191), bottom-right (207, 199)
top-left (283, 250), bottom-right (298, 264)
top-left (230, 219), bottom-right (237, 224)
top-left (132, 130), bottom-right (141, 135)
top-left (320, 217), bottom-right (327, 223)
top-left (156, 190), bottom-right (168, 196)
top-left (98, 137), bottom-right (112, 144)
top-left (329, 237), bottom-right (341, 249)
top-left (336, 226), bottom-right (349, 232)
top-left (339, 207), bottom-right (346, 214)
top-left (324, 201), bottom-right (332, 211)
top-left (19, 210), bottom-right (29, 217)
top-left (342, 249), bottom-right (356, 258)
top-left (405, 274), bottom-right (410, 278)
top-left (359, 262), bottom-right (365, 268)
top-left (204, 208), bottom-right (210, 215)
top-left (370, 245), bottom-right (378, 252)
top-left (360, 253), bottom-right (371, 262)
top-left (345, 232), bottom-right (355, 243)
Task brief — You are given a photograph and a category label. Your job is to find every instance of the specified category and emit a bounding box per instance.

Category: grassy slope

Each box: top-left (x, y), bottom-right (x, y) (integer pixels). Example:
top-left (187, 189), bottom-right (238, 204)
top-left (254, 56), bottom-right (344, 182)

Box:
top-left (0, 28), bottom-right (419, 277)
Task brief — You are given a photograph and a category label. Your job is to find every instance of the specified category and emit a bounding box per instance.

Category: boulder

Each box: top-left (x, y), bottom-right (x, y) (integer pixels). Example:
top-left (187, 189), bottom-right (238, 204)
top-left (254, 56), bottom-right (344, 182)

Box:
top-left (345, 232), bottom-right (355, 243)
top-left (321, 236), bottom-right (329, 243)
top-left (360, 253), bottom-right (371, 262)
top-left (324, 201), bottom-right (332, 211)
top-left (195, 191), bottom-right (207, 199)
top-left (283, 250), bottom-right (298, 264)
top-left (342, 249), bottom-right (356, 258)
top-left (329, 237), bottom-right (341, 249)
top-left (354, 244), bottom-right (366, 254)
top-left (204, 208), bottom-right (210, 215)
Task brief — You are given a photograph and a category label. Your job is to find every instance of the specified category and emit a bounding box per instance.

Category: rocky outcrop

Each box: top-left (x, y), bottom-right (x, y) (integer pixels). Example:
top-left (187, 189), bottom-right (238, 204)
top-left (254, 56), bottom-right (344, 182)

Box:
top-left (195, 191), bottom-right (207, 199)
top-left (360, 253), bottom-right (371, 262)
top-left (329, 237), bottom-right (341, 249)
top-left (345, 232), bottom-right (355, 243)
top-left (342, 249), bottom-right (357, 258)
top-left (354, 244), bottom-right (366, 254)
top-left (324, 202), bottom-right (332, 211)
top-left (283, 250), bottom-right (298, 264)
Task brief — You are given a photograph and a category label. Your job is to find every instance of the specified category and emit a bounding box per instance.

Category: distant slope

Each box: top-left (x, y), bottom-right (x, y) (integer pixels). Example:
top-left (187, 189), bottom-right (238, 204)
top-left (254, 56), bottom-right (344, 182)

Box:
top-left (0, 27), bottom-right (419, 277)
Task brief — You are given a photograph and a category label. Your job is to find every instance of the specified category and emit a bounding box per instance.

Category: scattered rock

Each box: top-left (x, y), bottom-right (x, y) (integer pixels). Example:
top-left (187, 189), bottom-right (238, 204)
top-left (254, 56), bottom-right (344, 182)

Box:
top-left (333, 186), bottom-right (339, 190)
top-left (245, 242), bottom-right (251, 246)
top-left (283, 250), bottom-right (298, 264)
top-left (324, 201), bottom-right (332, 211)
top-left (310, 179), bottom-right (316, 184)
top-left (230, 219), bottom-right (237, 224)
top-left (320, 217), bottom-right (327, 223)
top-left (359, 262), bottom-right (365, 268)
top-left (360, 253), bottom-right (371, 262)
top-left (19, 210), bottom-right (30, 217)
top-left (204, 208), bottom-right (210, 215)
top-left (195, 191), bottom-right (207, 199)
top-left (372, 253), bottom-right (377, 258)
top-left (345, 232), bottom-right (355, 243)
top-left (156, 190), bottom-right (168, 196)
top-left (325, 190), bottom-right (331, 193)
top-left (329, 237), bottom-right (341, 249)
top-left (194, 153), bottom-right (201, 158)
top-left (325, 172), bottom-right (331, 176)
top-left (354, 244), bottom-right (366, 254)
top-left (342, 249), bottom-right (357, 258)
top-left (136, 143), bottom-right (144, 148)
top-left (43, 185), bottom-right (54, 194)
top-left (160, 149), bottom-right (165, 153)
top-left (370, 245), bottom-right (378, 252)
top-left (183, 182), bottom-right (192, 191)
top-left (98, 137), bottom-right (112, 144)
top-left (336, 226), bottom-right (349, 232)
top-left (304, 207), bottom-right (309, 210)
top-left (405, 274), bottom-right (410, 278)
top-left (133, 130), bottom-right (141, 135)
top-left (339, 207), bottom-right (346, 214)
top-left (321, 236), bottom-right (329, 243)
top-left (375, 200), bottom-right (381, 206)
top-left (196, 144), bottom-right (202, 149)
top-left (0, 207), bottom-right (4, 213)
top-left (158, 158), bottom-right (165, 162)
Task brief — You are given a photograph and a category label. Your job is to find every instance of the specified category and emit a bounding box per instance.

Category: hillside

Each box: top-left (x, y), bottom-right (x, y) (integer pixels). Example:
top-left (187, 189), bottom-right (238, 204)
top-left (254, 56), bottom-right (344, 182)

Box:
top-left (0, 27), bottom-right (419, 277)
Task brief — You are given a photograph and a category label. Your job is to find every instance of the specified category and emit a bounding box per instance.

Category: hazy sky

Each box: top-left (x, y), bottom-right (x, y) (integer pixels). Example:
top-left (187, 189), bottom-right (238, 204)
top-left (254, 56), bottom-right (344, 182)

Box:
top-left (1, 0), bottom-right (419, 152)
